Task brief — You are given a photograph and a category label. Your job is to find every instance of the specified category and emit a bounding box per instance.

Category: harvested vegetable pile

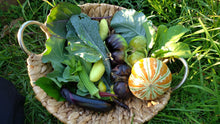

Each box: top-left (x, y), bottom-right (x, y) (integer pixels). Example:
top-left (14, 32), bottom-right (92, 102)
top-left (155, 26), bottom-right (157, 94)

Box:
top-left (35, 2), bottom-right (192, 112)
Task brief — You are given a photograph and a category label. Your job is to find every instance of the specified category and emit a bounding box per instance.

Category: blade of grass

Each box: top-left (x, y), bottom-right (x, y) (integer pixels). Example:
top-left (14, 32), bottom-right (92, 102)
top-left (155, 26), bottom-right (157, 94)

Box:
top-left (208, 59), bottom-right (220, 115)
top-left (184, 27), bottom-right (220, 37)
top-left (183, 85), bottom-right (217, 96)
top-left (17, 0), bottom-right (28, 20)
top-left (204, 62), bottom-right (220, 71)
top-left (184, 112), bottom-right (201, 124)
top-left (198, 18), bottom-right (220, 57)
top-left (155, 113), bottom-right (184, 123)
top-left (198, 58), bottom-right (203, 86)
top-left (167, 108), bottom-right (214, 112)
top-left (43, 0), bottom-right (55, 7)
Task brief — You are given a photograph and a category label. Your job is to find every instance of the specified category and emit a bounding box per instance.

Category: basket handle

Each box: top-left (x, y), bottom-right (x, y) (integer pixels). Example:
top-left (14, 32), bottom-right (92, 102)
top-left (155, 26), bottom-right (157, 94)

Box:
top-left (17, 20), bottom-right (51, 55)
top-left (164, 58), bottom-right (189, 91)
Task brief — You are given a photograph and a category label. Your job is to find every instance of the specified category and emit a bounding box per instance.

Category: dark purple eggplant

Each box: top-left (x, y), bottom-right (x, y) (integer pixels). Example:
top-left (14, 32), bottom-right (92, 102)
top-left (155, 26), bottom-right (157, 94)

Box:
top-left (111, 50), bottom-right (125, 64)
top-left (111, 64), bottom-right (131, 76)
top-left (106, 34), bottom-right (128, 51)
top-left (61, 88), bottom-right (115, 112)
top-left (113, 82), bottom-right (132, 100)
top-left (111, 64), bottom-right (131, 82)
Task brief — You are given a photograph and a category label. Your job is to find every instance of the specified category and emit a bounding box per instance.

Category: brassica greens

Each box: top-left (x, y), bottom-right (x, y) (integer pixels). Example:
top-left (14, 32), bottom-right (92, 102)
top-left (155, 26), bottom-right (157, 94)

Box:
top-left (35, 3), bottom-right (111, 101)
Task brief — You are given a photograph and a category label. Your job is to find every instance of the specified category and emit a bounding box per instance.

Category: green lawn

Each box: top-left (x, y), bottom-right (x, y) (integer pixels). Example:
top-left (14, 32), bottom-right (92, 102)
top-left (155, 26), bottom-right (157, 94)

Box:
top-left (0, 0), bottom-right (220, 123)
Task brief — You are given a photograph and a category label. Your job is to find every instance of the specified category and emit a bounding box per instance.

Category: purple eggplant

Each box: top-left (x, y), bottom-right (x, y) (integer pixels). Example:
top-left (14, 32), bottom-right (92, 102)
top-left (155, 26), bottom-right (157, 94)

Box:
top-left (113, 82), bottom-right (132, 100)
top-left (111, 64), bottom-right (131, 76)
top-left (111, 50), bottom-right (125, 64)
top-left (106, 34), bottom-right (128, 51)
top-left (61, 88), bottom-right (115, 112)
top-left (111, 64), bottom-right (131, 82)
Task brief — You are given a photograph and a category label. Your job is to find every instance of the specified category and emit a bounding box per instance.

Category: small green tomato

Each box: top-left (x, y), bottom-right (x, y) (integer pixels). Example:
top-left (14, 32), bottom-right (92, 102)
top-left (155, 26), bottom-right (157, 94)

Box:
top-left (129, 35), bottom-right (147, 52)
top-left (98, 80), bottom-right (107, 92)
top-left (127, 51), bottom-right (145, 66)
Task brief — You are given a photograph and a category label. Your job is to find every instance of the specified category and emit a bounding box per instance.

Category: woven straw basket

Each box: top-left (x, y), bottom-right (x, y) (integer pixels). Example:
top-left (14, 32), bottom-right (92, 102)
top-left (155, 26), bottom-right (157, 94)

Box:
top-left (17, 3), bottom-right (189, 124)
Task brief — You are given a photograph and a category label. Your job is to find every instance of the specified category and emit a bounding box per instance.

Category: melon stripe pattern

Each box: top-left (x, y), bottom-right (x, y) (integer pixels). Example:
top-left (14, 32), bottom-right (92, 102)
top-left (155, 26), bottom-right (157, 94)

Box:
top-left (128, 58), bottom-right (172, 100)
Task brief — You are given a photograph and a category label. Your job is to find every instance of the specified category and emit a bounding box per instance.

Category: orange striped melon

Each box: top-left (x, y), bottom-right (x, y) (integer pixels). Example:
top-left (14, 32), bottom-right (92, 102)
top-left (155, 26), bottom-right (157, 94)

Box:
top-left (128, 58), bottom-right (172, 100)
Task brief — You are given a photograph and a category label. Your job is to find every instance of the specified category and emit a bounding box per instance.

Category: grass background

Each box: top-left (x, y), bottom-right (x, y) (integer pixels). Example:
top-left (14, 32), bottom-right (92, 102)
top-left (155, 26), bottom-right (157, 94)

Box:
top-left (0, 0), bottom-right (220, 123)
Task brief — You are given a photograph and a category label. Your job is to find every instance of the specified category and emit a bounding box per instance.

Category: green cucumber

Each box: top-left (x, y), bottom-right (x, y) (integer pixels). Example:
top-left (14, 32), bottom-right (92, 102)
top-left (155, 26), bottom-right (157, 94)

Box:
top-left (89, 60), bottom-right (105, 82)
top-left (99, 19), bottom-right (109, 41)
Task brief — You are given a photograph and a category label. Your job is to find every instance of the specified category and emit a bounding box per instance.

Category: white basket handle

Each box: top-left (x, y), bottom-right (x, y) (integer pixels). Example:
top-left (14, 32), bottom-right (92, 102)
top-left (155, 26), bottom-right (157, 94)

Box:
top-left (164, 58), bottom-right (189, 91)
top-left (17, 21), bottom-right (51, 55)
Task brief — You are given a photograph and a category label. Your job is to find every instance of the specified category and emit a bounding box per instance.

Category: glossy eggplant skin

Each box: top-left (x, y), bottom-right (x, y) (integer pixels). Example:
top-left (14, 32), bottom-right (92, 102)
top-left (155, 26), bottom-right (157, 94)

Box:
top-left (106, 34), bottom-right (128, 51)
top-left (111, 64), bottom-right (131, 82)
top-left (106, 34), bottom-right (128, 66)
top-left (113, 82), bottom-right (132, 100)
top-left (111, 50), bottom-right (125, 64)
top-left (111, 64), bottom-right (131, 77)
top-left (61, 88), bottom-right (115, 112)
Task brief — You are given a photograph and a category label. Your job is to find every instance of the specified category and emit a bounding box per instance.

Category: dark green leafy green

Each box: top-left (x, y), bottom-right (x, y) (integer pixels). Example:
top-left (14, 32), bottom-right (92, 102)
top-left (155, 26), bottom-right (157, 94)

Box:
top-left (111, 9), bottom-right (148, 43)
top-left (66, 21), bottom-right (101, 62)
top-left (62, 66), bottom-right (79, 82)
top-left (61, 57), bottom-right (81, 83)
top-left (68, 13), bottom-right (111, 80)
top-left (67, 41), bottom-right (102, 63)
top-left (35, 77), bottom-right (65, 101)
top-left (42, 36), bottom-right (66, 87)
top-left (46, 2), bottom-right (81, 38)
top-left (36, 8), bottom-right (112, 100)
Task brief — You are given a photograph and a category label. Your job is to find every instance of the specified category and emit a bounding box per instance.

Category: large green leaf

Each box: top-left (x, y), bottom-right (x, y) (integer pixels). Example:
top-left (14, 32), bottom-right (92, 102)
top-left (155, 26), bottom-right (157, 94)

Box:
top-left (162, 42), bottom-right (192, 58)
top-left (67, 41), bottom-right (102, 63)
top-left (111, 9), bottom-right (148, 43)
top-left (153, 25), bottom-right (189, 51)
top-left (151, 25), bottom-right (191, 58)
top-left (152, 25), bottom-right (168, 51)
top-left (42, 36), bottom-right (66, 87)
top-left (69, 13), bottom-right (111, 81)
top-left (165, 25), bottom-right (190, 45)
top-left (35, 77), bottom-right (65, 101)
top-left (164, 42), bottom-right (192, 58)
top-left (66, 21), bottom-right (102, 63)
top-left (46, 2), bottom-right (81, 38)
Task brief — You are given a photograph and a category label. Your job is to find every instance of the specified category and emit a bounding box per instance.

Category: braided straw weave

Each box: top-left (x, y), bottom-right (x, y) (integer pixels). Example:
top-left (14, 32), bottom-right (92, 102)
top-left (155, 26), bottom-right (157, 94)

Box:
top-left (26, 3), bottom-right (171, 124)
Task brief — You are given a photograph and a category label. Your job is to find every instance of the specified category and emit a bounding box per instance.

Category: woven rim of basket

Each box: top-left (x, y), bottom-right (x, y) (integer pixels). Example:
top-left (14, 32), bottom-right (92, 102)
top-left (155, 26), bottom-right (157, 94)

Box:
top-left (26, 3), bottom-right (171, 124)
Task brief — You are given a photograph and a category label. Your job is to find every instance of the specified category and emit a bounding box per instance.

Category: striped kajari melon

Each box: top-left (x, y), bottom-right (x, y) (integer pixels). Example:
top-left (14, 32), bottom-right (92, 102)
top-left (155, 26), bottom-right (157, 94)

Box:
top-left (128, 58), bottom-right (172, 100)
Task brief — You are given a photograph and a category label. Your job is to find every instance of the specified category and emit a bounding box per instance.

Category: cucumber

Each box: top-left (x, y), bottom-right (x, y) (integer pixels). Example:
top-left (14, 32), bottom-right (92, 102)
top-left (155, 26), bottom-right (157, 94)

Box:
top-left (89, 60), bottom-right (105, 82)
top-left (99, 19), bottom-right (109, 41)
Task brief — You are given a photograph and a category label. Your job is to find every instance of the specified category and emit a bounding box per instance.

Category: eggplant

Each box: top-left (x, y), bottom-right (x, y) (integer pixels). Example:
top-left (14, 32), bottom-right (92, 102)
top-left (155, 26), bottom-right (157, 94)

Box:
top-left (61, 88), bottom-right (115, 112)
top-left (113, 82), bottom-right (132, 100)
top-left (111, 64), bottom-right (131, 82)
top-left (106, 34), bottom-right (128, 52)
top-left (111, 64), bottom-right (131, 76)
top-left (111, 50), bottom-right (125, 64)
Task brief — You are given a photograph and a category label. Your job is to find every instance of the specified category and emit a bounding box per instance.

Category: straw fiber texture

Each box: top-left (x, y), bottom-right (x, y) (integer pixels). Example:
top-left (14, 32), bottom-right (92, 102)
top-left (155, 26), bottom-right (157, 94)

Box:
top-left (26, 3), bottom-right (171, 124)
